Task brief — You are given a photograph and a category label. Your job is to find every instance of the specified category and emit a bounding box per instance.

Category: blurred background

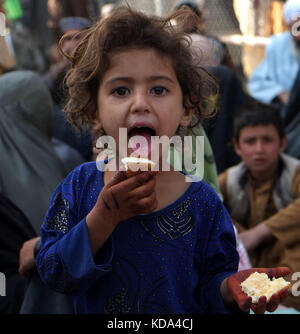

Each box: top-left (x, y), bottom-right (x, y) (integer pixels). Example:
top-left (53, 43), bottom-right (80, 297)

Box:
top-left (0, 0), bottom-right (289, 82)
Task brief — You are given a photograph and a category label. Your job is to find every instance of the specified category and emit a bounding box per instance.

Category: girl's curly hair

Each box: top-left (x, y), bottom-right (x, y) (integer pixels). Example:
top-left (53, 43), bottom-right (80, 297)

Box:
top-left (62, 6), bottom-right (218, 134)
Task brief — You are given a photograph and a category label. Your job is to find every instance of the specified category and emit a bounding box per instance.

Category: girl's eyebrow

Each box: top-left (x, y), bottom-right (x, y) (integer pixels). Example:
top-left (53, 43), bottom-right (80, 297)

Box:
top-left (105, 75), bottom-right (176, 85)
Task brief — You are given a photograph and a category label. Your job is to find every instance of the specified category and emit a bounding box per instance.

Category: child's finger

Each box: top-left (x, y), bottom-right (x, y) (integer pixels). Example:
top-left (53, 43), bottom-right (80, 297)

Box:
top-left (107, 170), bottom-right (154, 189)
top-left (266, 267), bottom-right (291, 279)
top-left (130, 177), bottom-right (156, 200)
top-left (133, 192), bottom-right (157, 212)
top-left (237, 295), bottom-right (252, 312)
top-left (278, 287), bottom-right (289, 303)
top-left (118, 171), bottom-right (157, 192)
top-left (250, 296), bottom-right (267, 314)
top-left (109, 171), bottom-right (128, 186)
top-left (266, 293), bottom-right (280, 313)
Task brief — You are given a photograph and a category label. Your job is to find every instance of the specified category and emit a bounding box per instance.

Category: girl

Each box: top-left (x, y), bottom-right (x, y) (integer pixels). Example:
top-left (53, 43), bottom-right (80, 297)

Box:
top-left (36, 7), bottom-right (290, 314)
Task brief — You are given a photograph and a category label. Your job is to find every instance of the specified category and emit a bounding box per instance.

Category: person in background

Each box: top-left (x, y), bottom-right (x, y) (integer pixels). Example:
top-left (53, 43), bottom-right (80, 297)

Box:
top-left (0, 194), bottom-right (36, 313)
top-left (0, 70), bottom-right (74, 313)
top-left (174, 0), bottom-right (206, 34)
top-left (47, 0), bottom-right (90, 43)
top-left (174, 7), bottom-right (250, 173)
top-left (248, 0), bottom-right (300, 114)
top-left (173, 0), bottom-right (237, 74)
top-left (0, 0), bottom-right (16, 75)
top-left (43, 16), bottom-right (93, 162)
top-left (218, 100), bottom-right (300, 311)
top-left (100, 2), bottom-right (116, 19)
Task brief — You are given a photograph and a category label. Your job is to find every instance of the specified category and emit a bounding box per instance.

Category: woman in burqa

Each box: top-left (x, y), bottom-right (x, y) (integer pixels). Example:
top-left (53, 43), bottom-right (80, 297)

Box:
top-left (0, 70), bottom-right (74, 313)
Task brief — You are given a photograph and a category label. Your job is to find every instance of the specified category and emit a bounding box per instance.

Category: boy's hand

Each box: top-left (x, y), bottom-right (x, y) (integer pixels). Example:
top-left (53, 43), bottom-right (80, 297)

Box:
top-left (239, 223), bottom-right (274, 253)
top-left (19, 237), bottom-right (40, 277)
top-left (222, 267), bottom-right (290, 314)
top-left (94, 170), bottom-right (158, 226)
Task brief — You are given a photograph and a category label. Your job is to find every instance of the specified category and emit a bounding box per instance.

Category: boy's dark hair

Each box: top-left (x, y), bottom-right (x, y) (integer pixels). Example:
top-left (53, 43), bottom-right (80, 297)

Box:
top-left (234, 100), bottom-right (285, 141)
top-left (62, 6), bottom-right (217, 133)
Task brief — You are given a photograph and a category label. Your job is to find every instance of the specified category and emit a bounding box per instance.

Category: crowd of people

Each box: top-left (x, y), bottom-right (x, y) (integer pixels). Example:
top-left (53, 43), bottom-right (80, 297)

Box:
top-left (1, 0), bottom-right (300, 315)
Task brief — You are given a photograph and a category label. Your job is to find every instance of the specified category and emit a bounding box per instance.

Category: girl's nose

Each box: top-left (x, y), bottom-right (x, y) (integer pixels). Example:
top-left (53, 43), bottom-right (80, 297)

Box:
top-left (130, 90), bottom-right (151, 113)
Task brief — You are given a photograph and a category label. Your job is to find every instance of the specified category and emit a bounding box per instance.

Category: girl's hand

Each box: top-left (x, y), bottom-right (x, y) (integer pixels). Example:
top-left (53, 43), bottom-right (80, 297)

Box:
top-left (98, 170), bottom-right (158, 225)
top-left (86, 170), bottom-right (158, 255)
top-left (222, 267), bottom-right (290, 314)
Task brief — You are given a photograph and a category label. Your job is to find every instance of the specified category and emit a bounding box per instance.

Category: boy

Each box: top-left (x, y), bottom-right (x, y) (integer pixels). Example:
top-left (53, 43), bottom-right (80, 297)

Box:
top-left (219, 100), bottom-right (300, 311)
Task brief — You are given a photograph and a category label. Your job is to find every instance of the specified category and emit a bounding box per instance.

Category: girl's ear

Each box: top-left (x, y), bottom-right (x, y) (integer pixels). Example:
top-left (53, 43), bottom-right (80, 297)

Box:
top-left (180, 108), bottom-right (194, 128)
top-left (92, 118), bottom-right (102, 132)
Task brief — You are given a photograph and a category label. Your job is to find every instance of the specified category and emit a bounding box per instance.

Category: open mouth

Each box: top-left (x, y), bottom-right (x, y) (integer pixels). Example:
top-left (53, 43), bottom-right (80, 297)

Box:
top-left (128, 126), bottom-right (156, 158)
top-left (128, 126), bottom-right (156, 137)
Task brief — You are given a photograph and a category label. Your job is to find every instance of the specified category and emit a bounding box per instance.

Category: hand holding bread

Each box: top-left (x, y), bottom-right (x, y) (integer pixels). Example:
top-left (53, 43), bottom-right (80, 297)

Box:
top-left (224, 267), bottom-right (291, 314)
top-left (122, 156), bottom-right (156, 178)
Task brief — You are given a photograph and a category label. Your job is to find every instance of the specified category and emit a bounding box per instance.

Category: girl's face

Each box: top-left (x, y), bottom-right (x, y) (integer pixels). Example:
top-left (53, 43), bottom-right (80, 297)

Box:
top-left (95, 48), bottom-right (193, 160)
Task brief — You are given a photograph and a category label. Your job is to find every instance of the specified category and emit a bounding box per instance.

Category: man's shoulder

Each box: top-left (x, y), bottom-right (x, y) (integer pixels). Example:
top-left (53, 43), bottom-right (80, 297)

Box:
top-left (269, 31), bottom-right (292, 46)
top-left (224, 162), bottom-right (247, 180)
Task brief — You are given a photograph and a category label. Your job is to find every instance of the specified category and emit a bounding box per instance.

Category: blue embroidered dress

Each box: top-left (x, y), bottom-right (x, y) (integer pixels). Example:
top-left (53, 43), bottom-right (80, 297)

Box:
top-left (36, 162), bottom-right (239, 314)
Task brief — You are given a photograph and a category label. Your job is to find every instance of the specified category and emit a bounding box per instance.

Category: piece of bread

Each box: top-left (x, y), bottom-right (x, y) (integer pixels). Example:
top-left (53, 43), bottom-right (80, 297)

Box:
top-left (121, 157), bottom-right (156, 178)
top-left (241, 272), bottom-right (290, 303)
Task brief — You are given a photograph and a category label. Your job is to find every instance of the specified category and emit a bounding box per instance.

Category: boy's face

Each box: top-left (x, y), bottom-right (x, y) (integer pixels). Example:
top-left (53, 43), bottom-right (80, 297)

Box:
top-left (95, 48), bottom-right (193, 159)
top-left (233, 124), bottom-right (287, 177)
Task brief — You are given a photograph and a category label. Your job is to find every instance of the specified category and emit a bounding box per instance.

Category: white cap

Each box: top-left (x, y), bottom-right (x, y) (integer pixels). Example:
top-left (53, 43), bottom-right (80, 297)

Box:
top-left (283, 0), bottom-right (300, 25)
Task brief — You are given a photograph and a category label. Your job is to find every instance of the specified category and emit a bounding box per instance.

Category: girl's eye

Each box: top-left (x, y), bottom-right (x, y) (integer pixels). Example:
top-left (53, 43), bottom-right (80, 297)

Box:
top-left (151, 86), bottom-right (168, 96)
top-left (112, 87), bottom-right (130, 96)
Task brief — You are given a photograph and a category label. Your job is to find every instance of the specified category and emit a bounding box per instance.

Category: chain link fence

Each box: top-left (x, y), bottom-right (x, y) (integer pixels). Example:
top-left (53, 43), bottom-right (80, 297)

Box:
top-left (117, 0), bottom-right (243, 76)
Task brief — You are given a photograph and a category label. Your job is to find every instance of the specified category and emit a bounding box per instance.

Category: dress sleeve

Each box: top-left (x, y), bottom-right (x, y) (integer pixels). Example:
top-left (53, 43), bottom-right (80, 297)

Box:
top-left (35, 167), bottom-right (114, 296)
top-left (197, 189), bottom-right (240, 313)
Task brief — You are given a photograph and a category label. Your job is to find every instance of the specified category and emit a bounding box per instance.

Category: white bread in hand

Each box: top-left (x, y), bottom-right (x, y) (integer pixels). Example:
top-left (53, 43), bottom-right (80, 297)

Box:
top-left (121, 157), bottom-right (156, 178)
top-left (241, 272), bottom-right (290, 303)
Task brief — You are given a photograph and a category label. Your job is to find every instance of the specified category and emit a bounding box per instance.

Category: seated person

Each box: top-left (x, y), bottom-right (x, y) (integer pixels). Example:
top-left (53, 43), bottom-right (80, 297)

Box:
top-left (247, 0), bottom-right (300, 110)
top-left (0, 70), bottom-right (75, 314)
top-left (172, 5), bottom-right (250, 173)
top-left (218, 100), bottom-right (300, 311)
top-left (0, 194), bottom-right (36, 314)
top-left (43, 16), bottom-right (93, 161)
